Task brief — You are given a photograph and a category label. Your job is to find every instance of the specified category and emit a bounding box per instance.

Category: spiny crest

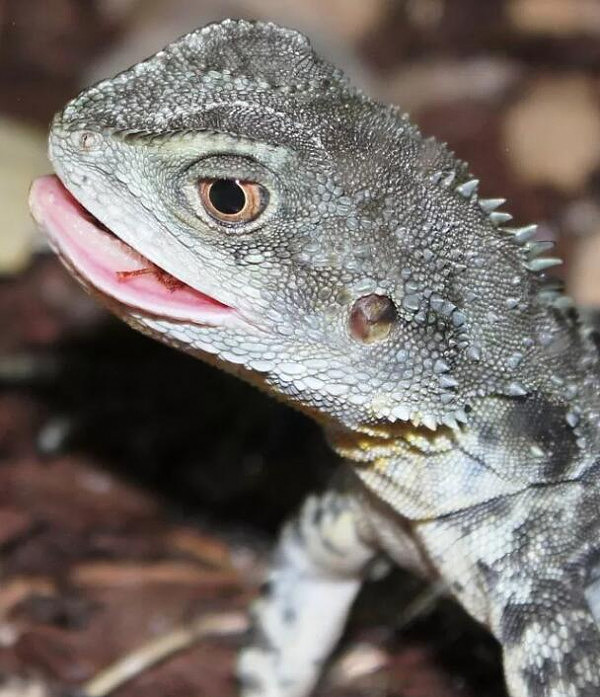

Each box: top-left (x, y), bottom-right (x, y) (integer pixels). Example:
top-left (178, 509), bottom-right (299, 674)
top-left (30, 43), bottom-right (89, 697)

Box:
top-left (431, 166), bottom-right (564, 282)
top-left (418, 157), bottom-right (576, 432)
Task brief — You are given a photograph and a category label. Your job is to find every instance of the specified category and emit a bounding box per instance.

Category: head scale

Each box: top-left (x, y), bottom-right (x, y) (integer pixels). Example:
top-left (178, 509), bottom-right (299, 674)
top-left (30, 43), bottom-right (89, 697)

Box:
top-left (48, 19), bottom-right (572, 434)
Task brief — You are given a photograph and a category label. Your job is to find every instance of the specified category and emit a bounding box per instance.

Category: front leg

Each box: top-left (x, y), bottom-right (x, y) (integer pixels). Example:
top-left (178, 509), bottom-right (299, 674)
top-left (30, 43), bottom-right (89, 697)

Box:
top-left (416, 482), bottom-right (600, 697)
top-left (500, 588), bottom-right (600, 697)
top-left (237, 487), bottom-right (379, 697)
top-left (464, 485), bottom-right (600, 697)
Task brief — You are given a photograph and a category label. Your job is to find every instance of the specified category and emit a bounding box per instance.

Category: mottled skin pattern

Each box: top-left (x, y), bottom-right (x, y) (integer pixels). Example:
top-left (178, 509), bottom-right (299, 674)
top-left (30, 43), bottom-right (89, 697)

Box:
top-left (42, 20), bottom-right (600, 697)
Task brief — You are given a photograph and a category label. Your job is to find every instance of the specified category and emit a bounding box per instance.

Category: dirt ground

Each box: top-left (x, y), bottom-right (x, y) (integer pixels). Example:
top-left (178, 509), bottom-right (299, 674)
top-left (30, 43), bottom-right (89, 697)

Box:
top-left (1, 1), bottom-right (599, 696)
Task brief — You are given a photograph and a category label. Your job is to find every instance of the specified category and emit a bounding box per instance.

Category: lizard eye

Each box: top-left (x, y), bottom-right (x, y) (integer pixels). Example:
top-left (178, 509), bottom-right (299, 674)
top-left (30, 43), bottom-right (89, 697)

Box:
top-left (197, 178), bottom-right (268, 224)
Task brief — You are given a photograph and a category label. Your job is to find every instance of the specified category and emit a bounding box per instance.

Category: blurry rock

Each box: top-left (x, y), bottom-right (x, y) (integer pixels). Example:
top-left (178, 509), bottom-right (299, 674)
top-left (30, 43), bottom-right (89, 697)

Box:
top-left (383, 57), bottom-right (520, 113)
top-left (569, 231), bottom-right (600, 307)
top-left (328, 641), bottom-right (389, 685)
top-left (359, 0), bottom-right (505, 72)
top-left (243, 0), bottom-right (385, 42)
top-left (1, 0), bottom-right (112, 78)
top-left (0, 258), bottom-right (105, 353)
top-left (0, 0), bottom-right (117, 124)
top-left (504, 76), bottom-right (600, 193)
top-left (98, 0), bottom-right (141, 24)
top-left (508, 0), bottom-right (600, 36)
top-left (405, 0), bottom-right (445, 30)
top-left (0, 119), bottom-right (49, 274)
top-left (562, 198), bottom-right (600, 238)
top-left (0, 677), bottom-right (49, 697)
top-left (0, 506), bottom-right (32, 548)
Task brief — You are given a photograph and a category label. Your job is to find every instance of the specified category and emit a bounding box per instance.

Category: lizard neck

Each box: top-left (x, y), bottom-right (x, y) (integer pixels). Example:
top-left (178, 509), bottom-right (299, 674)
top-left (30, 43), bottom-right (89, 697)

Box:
top-left (325, 334), bottom-right (600, 522)
top-left (325, 418), bottom-right (524, 520)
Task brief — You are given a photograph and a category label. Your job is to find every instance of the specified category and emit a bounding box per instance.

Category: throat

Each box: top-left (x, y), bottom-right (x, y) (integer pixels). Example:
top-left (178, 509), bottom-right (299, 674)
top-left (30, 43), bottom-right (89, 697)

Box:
top-left (326, 421), bottom-right (458, 465)
top-left (330, 420), bottom-right (526, 521)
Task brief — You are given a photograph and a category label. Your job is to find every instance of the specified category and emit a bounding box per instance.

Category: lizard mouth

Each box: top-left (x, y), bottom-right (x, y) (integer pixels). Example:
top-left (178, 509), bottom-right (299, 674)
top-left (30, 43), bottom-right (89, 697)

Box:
top-left (29, 175), bottom-right (237, 327)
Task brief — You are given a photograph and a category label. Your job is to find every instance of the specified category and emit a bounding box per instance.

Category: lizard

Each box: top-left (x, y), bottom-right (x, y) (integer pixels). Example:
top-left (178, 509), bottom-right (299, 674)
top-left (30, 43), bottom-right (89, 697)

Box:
top-left (28, 19), bottom-right (600, 697)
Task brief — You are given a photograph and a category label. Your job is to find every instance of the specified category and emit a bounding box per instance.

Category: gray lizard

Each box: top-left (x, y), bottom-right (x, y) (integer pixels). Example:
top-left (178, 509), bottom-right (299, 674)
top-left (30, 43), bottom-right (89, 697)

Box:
top-left (29, 19), bottom-right (600, 697)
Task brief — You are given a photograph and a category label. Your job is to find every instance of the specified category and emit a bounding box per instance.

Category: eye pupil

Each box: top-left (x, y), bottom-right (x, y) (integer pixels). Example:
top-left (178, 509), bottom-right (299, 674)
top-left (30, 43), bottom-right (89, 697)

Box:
top-left (208, 179), bottom-right (246, 215)
top-left (196, 177), bottom-right (268, 225)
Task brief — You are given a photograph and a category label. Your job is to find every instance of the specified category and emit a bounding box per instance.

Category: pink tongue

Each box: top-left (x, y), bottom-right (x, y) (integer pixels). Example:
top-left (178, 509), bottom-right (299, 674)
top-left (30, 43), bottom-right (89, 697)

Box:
top-left (29, 176), bottom-right (233, 324)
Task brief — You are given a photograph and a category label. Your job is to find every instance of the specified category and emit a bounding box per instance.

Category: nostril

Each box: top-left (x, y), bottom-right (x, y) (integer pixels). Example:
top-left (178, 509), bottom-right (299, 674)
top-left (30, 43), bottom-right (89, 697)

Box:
top-left (349, 294), bottom-right (397, 344)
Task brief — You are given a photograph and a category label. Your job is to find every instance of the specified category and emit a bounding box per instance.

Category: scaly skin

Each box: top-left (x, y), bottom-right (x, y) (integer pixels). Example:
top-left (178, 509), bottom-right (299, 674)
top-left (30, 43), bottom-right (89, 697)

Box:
top-left (32, 20), bottom-right (600, 697)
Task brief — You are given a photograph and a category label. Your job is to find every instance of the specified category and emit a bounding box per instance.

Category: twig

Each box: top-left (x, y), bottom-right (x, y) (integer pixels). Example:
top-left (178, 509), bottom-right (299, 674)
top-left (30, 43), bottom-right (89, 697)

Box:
top-left (82, 611), bottom-right (248, 697)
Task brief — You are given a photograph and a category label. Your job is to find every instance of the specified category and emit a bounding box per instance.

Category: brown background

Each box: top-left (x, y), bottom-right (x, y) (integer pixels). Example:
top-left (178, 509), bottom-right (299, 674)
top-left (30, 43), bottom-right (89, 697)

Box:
top-left (0, 1), bottom-right (599, 696)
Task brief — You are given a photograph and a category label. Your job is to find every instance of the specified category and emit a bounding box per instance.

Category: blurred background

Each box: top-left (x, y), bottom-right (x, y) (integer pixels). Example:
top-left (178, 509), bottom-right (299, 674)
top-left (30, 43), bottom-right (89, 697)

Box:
top-left (0, 1), bottom-right (599, 696)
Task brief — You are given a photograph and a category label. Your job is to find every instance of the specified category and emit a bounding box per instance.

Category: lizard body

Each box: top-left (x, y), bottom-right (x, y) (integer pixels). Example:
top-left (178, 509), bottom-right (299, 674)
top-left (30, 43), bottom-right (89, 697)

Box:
top-left (29, 20), bottom-right (600, 697)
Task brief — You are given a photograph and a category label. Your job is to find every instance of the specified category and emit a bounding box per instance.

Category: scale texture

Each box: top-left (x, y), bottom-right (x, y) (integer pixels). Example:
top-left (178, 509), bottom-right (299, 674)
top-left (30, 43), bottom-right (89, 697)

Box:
top-left (32, 19), bottom-right (600, 697)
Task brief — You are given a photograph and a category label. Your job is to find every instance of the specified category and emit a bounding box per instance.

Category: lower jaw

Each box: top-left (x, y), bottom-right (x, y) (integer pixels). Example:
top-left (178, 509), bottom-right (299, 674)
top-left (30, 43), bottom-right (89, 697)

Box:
top-left (29, 175), bottom-right (240, 328)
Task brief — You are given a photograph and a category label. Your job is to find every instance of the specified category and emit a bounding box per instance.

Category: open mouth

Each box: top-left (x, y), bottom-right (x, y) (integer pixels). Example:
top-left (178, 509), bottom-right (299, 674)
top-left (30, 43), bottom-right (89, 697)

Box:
top-left (28, 175), bottom-right (237, 326)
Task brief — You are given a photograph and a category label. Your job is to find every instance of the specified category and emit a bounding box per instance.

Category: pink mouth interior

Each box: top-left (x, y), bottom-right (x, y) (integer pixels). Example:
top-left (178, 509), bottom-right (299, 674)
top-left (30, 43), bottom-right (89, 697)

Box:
top-left (29, 175), bottom-right (234, 325)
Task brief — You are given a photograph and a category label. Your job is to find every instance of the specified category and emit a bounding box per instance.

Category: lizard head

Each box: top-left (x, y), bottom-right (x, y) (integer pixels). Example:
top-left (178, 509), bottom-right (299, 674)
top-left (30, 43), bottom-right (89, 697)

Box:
top-left (30, 20), bottom-right (560, 434)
